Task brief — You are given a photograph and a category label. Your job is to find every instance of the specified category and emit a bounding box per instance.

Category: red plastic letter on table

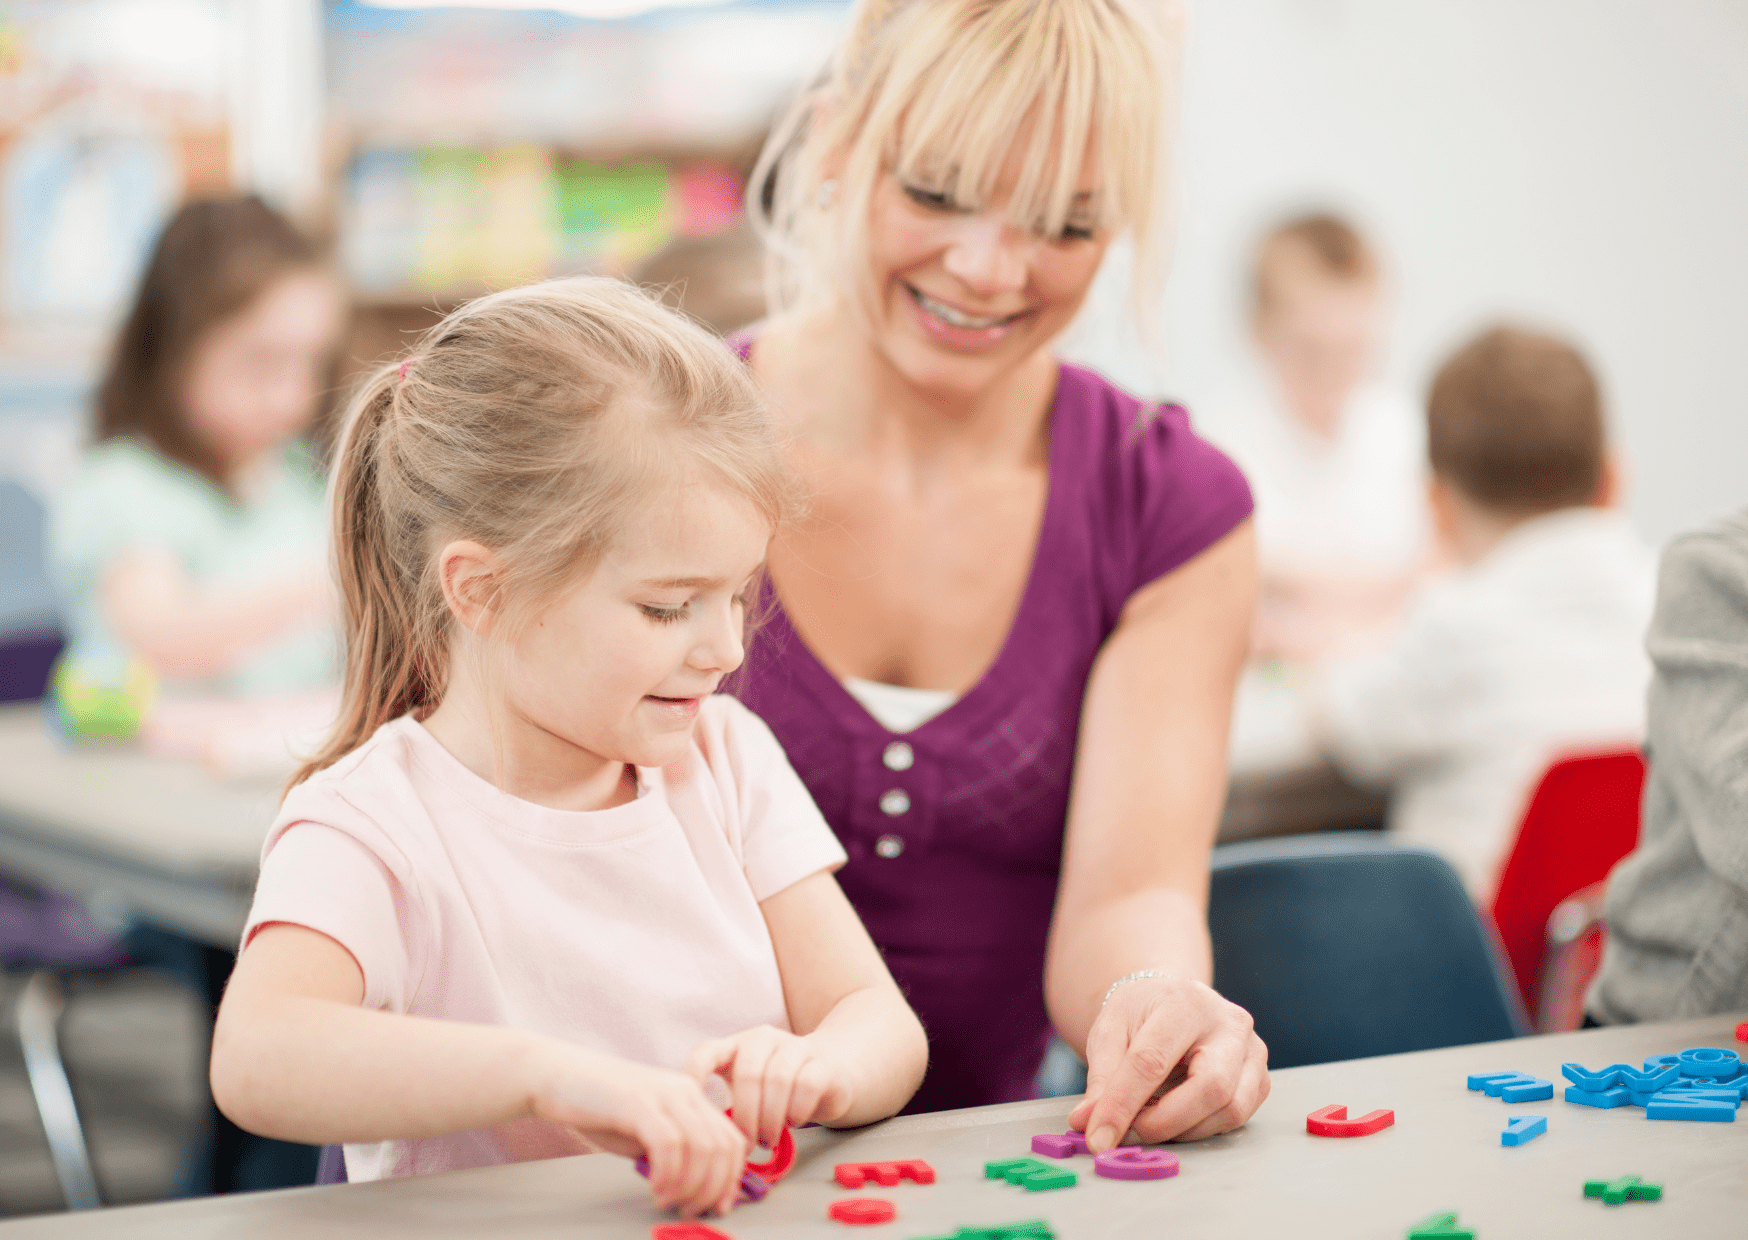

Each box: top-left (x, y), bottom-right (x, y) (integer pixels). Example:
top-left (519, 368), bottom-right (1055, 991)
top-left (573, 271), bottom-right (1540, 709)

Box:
top-left (829, 1198), bottom-right (898, 1225)
top-left (833, 1159), bottom-right (937, 1189)
top-left (1306, 1104), bottom-right (1396, 1137)
top-left (651, 1226), bottom-right (734, 1240)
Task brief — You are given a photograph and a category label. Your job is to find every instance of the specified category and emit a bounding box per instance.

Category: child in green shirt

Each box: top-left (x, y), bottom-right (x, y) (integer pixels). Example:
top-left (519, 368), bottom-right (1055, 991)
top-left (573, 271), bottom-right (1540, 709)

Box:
top-left (50, 196), bottom-right (346, 730)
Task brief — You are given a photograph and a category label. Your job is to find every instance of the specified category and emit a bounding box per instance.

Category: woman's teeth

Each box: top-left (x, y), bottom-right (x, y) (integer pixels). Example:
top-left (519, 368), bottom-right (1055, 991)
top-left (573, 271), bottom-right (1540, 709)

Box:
top-left (912, 288), bottom-right (1021, 330)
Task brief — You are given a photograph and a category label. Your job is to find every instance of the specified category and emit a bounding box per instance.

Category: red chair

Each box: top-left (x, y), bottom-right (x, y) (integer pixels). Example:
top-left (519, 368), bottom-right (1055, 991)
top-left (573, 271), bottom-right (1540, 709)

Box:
top-left (1489, 749), bottom-right (1645, 1029)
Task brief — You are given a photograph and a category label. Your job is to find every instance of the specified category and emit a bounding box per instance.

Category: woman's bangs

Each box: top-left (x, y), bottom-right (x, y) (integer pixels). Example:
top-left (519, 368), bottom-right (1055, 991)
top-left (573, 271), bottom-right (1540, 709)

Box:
top-left (887, 7), bottom-right (1144, 238)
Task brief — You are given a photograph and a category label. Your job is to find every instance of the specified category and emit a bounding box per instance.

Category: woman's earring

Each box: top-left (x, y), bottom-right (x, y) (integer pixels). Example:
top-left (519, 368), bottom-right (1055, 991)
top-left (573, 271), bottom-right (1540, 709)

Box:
top-left (816, 179), bottom-right (838, 210)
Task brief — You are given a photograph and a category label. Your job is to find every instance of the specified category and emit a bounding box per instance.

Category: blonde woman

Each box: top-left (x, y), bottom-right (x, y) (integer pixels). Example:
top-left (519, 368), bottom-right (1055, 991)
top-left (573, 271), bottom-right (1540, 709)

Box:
top-left (732, 0), bottom-right (1269, 1146)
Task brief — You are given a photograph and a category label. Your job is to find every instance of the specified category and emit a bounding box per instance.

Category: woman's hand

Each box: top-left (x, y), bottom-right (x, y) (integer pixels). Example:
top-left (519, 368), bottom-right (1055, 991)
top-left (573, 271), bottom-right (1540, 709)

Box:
top-left (1068, 975), bottom-right (1269, 1148)
top-left (530, 1053), bottom-right (748, 1218)
top-left (686, 1024), bottom-right (855, 1150)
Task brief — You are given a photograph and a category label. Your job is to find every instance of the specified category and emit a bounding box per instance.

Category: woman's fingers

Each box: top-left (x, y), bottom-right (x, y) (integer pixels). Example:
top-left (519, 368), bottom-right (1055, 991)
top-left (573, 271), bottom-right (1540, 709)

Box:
top-left (1171, 1043), bottom-right (1270, 1142)
top-left (1080, 1019), bottom-right (1195, 1151)
top-left (1126, 1024), bottom-right (1247, 1143)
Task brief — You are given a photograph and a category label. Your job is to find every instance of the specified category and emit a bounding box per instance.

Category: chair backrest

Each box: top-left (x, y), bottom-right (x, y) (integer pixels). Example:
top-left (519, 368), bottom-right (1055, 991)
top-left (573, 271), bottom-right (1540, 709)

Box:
top-left (1208, 833), bottom-right (1527, 1070)
top-left (1489, 749), bottom-right (1645, 1018)
top-left (0, 478), bottom-right (64, 702)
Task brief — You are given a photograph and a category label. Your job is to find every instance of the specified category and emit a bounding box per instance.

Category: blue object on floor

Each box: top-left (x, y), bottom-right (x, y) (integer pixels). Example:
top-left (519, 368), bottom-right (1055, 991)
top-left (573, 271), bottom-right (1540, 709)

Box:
top-left (1501, 1115), bottom-right (1547, 1146)
top-left (1207, 834), bottom-right (1528, 1070)
top-left (1565, 1085), bottom-right (1632, 1108)
top-left (1561, 1062), bottom-right (1633, 1091)
top-left (1647, 1093), bottom-right (1736, 1122)
top-left (1468, 1071), bottom-right (1553, 1102)
top-left (1618, 1064), bottom-right (1679, 1093)
top-left (1677, 1047), bottom-right (1743, 1080)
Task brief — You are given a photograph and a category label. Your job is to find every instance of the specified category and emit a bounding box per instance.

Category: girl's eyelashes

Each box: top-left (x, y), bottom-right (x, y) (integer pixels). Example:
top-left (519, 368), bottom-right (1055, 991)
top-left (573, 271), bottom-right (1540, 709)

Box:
top-left (639, 603), bottom-right (687, 625)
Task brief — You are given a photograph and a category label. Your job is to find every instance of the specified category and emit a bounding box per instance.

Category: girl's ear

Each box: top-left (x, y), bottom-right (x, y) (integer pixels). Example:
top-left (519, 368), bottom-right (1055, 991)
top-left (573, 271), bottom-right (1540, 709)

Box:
top-left (438, 540), bottom-right (503, 635)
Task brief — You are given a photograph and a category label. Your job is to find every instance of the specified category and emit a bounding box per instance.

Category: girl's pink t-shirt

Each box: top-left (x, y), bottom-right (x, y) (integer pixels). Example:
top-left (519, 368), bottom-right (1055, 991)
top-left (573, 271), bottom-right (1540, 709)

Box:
top-left (242, 694), bottom-right (846, 1182)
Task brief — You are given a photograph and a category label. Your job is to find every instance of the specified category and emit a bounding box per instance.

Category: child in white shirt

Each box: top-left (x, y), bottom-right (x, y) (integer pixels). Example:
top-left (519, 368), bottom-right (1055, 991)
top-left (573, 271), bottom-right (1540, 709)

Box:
top-left (209, 278), bottom-right (926, 1218)
top-left (1319, 325), bottom-right (1654, 899)
top-left (1206, 214), bottom-right (1432, 662)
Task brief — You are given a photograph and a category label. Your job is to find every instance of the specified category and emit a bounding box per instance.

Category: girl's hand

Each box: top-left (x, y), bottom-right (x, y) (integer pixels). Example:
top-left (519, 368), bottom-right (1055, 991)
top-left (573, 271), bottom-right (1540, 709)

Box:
top-left (1068, 976), bottom-right (1269, 1148)
top-left (685, 1025), bottom-right (854, 1150)
top-left (529, 1052), bottom-right (748, 1218)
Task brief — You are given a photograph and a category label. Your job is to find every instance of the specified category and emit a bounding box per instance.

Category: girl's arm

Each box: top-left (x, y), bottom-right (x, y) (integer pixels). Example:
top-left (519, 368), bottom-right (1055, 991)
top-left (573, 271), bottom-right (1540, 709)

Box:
top-left (686, 870), bottom-right (927, 1148)
top-left (1044, 522), bottom-right (1272, 1148)
top-left (103, 550), bottom-right (332, 679)
top-left (213, 923), bottom-right (750, 1217)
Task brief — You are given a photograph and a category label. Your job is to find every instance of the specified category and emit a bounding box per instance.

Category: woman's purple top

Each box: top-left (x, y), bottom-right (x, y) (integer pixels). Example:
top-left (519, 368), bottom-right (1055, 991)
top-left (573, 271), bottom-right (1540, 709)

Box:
top-left (731, 347), bottom-right (1254, 1112)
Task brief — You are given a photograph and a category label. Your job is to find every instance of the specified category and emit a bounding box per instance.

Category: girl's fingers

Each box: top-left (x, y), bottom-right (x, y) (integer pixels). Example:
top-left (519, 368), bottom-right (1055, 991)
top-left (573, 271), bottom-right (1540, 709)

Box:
top-left (786, 1057), bottom-right (832, 1128)
top-left (684, 1038), bottom-right (736, 1085)
top-left (730, 1036), bottom-right (779, 1143)
top-left (757, 1042), bottom-right (809, 1148)
top-left (639, 1114), bottom-right (684, 1209)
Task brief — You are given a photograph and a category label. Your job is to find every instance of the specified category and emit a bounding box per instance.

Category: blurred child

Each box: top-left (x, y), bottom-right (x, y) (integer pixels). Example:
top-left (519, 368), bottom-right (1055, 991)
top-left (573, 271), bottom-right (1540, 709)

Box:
top-left (208, 278), bottom-right (926, 1217)
top-left (1317, 326), bottom-right (1654, 899)
top-left (49, 196), bottom-right (345, 725)
top-left (1207, 213), bottom-right (1431, 661)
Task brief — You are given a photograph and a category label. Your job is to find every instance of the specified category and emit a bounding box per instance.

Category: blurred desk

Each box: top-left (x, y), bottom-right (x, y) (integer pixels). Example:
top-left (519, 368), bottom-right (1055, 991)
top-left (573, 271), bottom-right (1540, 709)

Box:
top-left (0, 704), bottom-right (275, 949)
top-left (1219, 664), bottom-right (1388, 842)
top-left (4, 1013), bottom-right (1743, 1238)
top-left (0, 667), bottom-right (1376, 952)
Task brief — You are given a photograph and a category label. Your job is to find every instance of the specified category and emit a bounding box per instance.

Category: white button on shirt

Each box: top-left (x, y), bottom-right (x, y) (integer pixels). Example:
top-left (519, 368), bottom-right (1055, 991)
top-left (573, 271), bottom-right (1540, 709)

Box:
top-left (882, 741), bottom-right (914, 771)
top-left (879, 789), bottom-right (911, 817)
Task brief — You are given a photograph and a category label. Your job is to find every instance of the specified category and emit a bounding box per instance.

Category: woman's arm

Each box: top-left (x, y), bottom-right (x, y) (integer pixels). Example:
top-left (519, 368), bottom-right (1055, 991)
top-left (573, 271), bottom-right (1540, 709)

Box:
top-left (1044, 521), bottom-right (1271, 1146)
top-left (686, 870), bottom-right (928, 1147)
top-left (213, 923), bottom-right (749, 1216)
top-left (103, 550), bottom-right (332, 679)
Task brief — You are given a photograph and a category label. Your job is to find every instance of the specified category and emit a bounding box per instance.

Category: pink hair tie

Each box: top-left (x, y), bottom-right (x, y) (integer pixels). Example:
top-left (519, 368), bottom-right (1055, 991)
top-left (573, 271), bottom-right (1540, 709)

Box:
top-left (398, 358), bottom-right (412, 382)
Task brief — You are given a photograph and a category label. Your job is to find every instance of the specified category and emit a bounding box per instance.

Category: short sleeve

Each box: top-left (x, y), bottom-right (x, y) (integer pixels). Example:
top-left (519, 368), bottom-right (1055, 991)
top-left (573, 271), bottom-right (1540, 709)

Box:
top-left (1128, 403), bottom-right (1256, 594)
top-left (244, 820), bottom-right (419, 1011)
top-left (712, 697), bottom-right (847, 902)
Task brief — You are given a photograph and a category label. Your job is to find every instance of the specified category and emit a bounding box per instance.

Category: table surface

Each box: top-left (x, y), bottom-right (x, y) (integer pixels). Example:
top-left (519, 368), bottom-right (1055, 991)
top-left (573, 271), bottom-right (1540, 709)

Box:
top-left (5, 1014), bottom-right (1742, 1239)
top-left (0, 703), bottom-right (277, 943)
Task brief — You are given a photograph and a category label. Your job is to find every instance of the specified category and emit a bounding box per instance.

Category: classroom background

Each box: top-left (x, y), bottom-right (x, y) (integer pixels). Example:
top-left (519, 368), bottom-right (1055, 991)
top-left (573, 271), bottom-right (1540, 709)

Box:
top-left (0, 0), bottom-right (1744, 1223)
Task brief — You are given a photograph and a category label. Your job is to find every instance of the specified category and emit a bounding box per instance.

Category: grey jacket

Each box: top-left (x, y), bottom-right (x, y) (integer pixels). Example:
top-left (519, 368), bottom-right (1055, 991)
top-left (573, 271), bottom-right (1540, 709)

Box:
top-left (1588, 510), bottom-right (1748, 1023)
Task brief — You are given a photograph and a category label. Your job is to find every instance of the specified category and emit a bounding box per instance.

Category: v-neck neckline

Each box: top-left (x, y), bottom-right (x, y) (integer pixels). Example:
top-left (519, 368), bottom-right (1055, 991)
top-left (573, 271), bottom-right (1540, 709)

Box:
top-left (753, 361), bottom-right (1075, 742)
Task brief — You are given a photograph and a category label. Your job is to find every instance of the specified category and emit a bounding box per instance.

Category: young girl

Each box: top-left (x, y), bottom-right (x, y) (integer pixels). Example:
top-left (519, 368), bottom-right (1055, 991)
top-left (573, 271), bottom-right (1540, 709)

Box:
top-left (209, 277), bottom-right (927, 1218)
top-left (49, 195), bottom-right (345, 728)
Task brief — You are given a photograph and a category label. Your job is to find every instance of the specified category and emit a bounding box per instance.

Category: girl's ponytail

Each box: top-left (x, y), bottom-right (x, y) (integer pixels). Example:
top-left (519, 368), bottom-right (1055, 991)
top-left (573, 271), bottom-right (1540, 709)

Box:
top-left (288, 366), bottom-right (441, 790)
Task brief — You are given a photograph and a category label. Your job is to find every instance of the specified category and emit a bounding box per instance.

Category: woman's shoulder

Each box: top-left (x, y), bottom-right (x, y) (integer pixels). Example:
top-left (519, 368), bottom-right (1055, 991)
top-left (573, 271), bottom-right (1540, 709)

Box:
top-left (1053, 364), bottom-right (1244, 485)
top-left (1050, 362), bottom-right (1254, 589)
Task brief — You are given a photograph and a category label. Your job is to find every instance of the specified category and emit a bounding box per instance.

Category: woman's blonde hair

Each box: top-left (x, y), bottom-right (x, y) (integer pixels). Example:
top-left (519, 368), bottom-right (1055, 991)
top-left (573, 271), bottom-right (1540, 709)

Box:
top-left (751, 0), bottom-right (1179, 321)
top-left (292, 277), bottom-right (791, 789)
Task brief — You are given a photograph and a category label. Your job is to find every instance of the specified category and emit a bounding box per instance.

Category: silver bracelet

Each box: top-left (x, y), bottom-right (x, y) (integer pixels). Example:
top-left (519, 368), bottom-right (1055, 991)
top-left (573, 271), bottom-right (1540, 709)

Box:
top-left (1102, 969), bottom-right (1175, 1007)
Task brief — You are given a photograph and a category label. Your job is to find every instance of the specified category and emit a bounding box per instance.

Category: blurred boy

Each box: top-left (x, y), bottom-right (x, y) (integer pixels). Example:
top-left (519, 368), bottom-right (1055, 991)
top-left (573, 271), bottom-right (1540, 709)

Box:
top-left (1318, 326), bottom-right (1655, 899)
top-left (1207, 213), bottom-right (1431, 661)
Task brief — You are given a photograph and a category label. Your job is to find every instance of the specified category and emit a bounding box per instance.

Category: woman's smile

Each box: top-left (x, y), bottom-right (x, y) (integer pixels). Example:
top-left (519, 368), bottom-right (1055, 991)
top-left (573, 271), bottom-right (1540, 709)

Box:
top-left (903, 283), bottom-right (1032, 351)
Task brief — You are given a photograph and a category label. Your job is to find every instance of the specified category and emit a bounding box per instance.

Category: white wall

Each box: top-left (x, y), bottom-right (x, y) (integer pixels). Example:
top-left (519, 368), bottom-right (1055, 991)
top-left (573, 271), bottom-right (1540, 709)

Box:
top-left (1070, 0), bottom-right (1748, 545)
